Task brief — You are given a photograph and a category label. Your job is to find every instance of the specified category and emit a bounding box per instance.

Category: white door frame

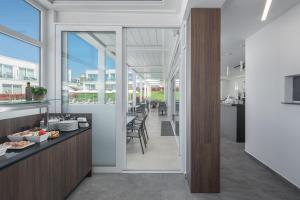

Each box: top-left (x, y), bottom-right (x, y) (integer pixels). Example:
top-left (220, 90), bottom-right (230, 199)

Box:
top-left (122, 27), bottom-right (186, 173)
top-left (55, 24), bottom-right (125, 172)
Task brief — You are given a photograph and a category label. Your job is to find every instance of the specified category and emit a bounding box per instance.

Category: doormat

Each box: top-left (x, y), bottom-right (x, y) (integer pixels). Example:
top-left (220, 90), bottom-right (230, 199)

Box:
top-left (161, 121), bottom-right (174, 136)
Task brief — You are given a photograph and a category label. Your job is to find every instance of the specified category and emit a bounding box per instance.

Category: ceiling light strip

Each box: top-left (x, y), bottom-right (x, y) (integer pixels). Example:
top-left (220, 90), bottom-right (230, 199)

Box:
top-left (261, 0), bottom-right (272, 21)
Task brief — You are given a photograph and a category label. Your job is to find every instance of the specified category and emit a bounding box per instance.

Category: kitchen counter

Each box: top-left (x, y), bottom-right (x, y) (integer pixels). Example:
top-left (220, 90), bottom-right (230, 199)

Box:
top-left (221, 104), bottom-right (245, 143)
top-left (0, 127), bottom-right (90, 170)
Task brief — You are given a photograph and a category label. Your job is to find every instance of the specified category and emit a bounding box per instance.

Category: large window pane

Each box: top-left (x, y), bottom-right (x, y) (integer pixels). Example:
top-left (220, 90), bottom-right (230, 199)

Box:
top-left (0, 0), bottom-right (40, 40)
top-left (0, 33), bottom-right (40, 101)
top-left (62, 31), bottom-right (118, 167)
top-left (62, 32), bottom-right (116, 105)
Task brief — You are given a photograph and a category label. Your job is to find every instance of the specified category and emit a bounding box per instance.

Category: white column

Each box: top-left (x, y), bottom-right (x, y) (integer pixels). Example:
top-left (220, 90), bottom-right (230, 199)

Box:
top-left (148, 85), bottom-right (152, 99)
top-left (98, 48), bottom-right (105, 104)
top-left (144, 83), bottom-right (147, 100)
top-left (132, 71), bottom-right (136, 107)
top-left (46, 10), bottom-right (57, 112)
top-left (139, 81), bottom-right (143, 103)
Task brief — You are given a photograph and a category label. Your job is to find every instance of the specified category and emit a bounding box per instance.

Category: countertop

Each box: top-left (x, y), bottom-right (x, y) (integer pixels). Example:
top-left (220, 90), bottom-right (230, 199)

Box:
top-left (221, 103), bottom-right (245, 107)
top-left (0, 127), bottom-right (90, 170)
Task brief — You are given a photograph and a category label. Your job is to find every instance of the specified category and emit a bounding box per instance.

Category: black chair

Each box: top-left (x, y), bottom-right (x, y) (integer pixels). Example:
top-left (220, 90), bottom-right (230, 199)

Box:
top-left (158, 102), bottom-right (167, 115)
top-left (127, 122), bottom-right (145, 154)
top-left (134, 113), bottom-right (149, 142)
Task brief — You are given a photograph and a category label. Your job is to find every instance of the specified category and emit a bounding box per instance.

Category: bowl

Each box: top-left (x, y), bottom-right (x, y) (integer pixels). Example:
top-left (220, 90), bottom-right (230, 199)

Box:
top-left (25, 132), bottom-right (50, 143)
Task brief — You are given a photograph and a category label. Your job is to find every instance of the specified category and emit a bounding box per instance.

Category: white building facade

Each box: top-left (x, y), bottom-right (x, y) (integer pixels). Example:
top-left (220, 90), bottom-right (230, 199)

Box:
top-left (0, 55), bottom-right (39, 99)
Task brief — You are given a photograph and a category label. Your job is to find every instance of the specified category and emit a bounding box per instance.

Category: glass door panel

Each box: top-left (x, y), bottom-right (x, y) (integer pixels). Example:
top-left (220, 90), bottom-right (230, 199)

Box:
top-left (62, 31), bottom-right (117, 167)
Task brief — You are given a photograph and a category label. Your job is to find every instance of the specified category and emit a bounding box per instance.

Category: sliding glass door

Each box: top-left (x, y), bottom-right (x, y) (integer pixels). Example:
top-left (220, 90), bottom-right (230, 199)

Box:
top-left (58, 26), bottom-right (123, 171)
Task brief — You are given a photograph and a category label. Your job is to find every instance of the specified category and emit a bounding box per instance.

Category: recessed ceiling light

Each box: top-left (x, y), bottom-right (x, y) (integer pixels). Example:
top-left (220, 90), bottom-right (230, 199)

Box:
top-left (261, 0), bottom-right (273, 21)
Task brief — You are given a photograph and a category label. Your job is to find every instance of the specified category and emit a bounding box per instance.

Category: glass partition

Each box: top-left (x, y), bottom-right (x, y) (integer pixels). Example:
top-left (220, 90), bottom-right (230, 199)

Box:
top-left (61, 31), bottom-right (118, 167)
top-left (0, 33), bottom-right (40, 101)
top-left (171, 71), bottom-right (180, 139)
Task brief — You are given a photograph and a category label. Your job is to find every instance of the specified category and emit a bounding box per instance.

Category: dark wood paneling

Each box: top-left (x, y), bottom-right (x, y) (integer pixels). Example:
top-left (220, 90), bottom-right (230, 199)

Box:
top-left (188, 8), bottom-right (221, 193)
top-left (0, 129), bottom-right (92, 200)
top-left (0, 114), bottom-right (42, 136)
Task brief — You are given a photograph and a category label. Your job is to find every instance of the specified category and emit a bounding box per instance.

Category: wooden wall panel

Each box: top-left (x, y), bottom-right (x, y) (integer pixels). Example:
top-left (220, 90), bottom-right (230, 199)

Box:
top-left (188, 8), bottom-right (221, 193)
top-left (0, 114), bottom-right (42, 136)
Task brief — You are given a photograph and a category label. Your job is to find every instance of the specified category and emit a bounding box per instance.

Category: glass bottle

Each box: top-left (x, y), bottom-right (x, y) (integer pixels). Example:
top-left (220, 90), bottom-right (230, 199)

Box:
top-left (25, 82), bottom-right (32, 101)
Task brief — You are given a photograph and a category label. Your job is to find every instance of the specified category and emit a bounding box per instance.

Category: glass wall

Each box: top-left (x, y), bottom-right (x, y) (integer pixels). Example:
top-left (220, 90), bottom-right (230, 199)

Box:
top-left (62, 32), bottom-right (116, 105)
top-left (171, 72), bottom-right (180, 136)
top-left (0, 0), bottom-right (40, 40)
top-left (62, 31), bottom-right (118, 167)
top-left (0, 0), bottom-right (41, 102)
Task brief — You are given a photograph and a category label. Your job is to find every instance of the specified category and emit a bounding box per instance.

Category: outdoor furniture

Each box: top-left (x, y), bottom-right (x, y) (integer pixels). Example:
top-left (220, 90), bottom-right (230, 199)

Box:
top-left (134, 114), bottom-right (149, 141)
top-left (127, 119), bottom-right (146, 154)
top-left (158, 102), bottom-right (167, 115)
top-left (126, 112), bottom-right (149, 154)
top-left (150, 101), bottom-right (157, 108)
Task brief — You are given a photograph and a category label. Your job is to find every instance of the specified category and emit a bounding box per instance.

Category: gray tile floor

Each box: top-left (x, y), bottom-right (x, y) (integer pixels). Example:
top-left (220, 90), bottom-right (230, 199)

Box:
top-left (68, 134), bottom-right (300, 200)
top-left (127, 108), bottom-right (180, 170)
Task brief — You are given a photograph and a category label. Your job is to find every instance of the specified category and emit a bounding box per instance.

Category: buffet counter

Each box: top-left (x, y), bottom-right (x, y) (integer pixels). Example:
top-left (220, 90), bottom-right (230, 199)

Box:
top-left (0, 127), bottom-right (90, 170)
top-left (0, 114), bottom-right (92, 200)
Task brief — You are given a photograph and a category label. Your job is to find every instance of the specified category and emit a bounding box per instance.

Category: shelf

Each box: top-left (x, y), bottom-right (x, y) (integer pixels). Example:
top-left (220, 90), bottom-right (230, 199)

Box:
top-left (0, 99), bottom-right (60, 112)
top-left (0, 100), bottom-right (49, 112)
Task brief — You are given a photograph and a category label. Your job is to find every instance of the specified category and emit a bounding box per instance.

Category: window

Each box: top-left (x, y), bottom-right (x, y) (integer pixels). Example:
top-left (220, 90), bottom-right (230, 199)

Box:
top-left (19, 67), bottom-right (36, 81)
top-left (2, 84), bottom-right (12, 94)
top-left (13, 85), bottom-right (22, 94)
top-left (0, 64), bottom-right (13, 79)
top-left (62, 31), bottom-right (116, 104)
top-left (0, 0), bottom-right (40, 40)
top-left (0, 0), bottom-right (42, 101)
top-left (87, 74), bottom-right (98, 81)
top-left (2, 84), bottom-right (22, 94)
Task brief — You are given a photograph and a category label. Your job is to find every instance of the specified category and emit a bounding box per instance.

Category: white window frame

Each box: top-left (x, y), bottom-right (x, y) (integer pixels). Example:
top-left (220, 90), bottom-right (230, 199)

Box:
top-left (55, 24), bottom-right (124, 173)
top-left (0, 0), bottom-right (46, 87)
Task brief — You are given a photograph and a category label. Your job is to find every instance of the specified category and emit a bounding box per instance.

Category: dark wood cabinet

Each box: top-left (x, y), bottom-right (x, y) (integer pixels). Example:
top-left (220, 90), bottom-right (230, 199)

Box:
top-left (0, 129), bottom-right (92, 200)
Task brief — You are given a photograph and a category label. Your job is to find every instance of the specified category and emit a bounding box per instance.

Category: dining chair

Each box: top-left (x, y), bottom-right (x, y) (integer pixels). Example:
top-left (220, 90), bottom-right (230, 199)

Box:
top-left (127, 122), bottom-right (145, 154)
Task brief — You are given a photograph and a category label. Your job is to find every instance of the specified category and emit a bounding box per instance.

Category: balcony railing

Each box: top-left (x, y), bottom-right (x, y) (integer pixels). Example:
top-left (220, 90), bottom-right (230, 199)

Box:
top-left (0, 73), bottom-right (13, 79)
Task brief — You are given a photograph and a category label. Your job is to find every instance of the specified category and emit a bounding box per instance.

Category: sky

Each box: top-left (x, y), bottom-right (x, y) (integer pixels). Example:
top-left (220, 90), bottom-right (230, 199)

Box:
top-left (67, 32), bottom-right (116, 79)
top-left (0, 0), bottom-right (40, 63)
top-left (0, 0), bottom-right (116, 79)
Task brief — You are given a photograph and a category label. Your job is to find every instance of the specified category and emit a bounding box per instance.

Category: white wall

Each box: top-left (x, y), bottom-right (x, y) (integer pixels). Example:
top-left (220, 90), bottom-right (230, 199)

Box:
top-left (245, 3), bottom-right (300, 188)
top-left (221, 75), bottom-right (245, 100)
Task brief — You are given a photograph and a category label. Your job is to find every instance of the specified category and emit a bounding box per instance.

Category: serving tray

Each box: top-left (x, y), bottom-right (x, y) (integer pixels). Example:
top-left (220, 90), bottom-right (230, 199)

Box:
top-left (6, 142), bottom-right (35, 150)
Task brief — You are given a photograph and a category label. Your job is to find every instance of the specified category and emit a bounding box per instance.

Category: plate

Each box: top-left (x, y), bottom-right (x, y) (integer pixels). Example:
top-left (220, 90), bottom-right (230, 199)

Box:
top-left (4, 141), bottom-right (35, 150)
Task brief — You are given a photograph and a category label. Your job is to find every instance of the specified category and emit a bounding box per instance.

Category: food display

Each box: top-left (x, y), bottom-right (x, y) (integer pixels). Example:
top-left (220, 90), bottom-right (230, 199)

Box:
top-left (7, 130), bottom-right (31, 142)
top-left (3, 141), bottom-right (34, 150)
top-left (5, 124), bottom-right (64, 151)
top-left (49, 131), bottom-right (60, 139)
top-left (30, 127), bottom-right (42, 132)
top-left (25, 129), bottom-right (50, 143)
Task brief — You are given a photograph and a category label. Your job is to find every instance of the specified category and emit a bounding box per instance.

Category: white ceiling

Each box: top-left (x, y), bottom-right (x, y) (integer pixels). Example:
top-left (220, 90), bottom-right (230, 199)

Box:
top-left (38, 0), bottom-right (225, 16)
top-left (44, 0), bottom-right (181, 13)
top-left (76, 28), bottom-right (178, 85)
top-left (126, 28), bottom-right (178, 82)
top-left (221, 0), bottom-right (300, 76)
